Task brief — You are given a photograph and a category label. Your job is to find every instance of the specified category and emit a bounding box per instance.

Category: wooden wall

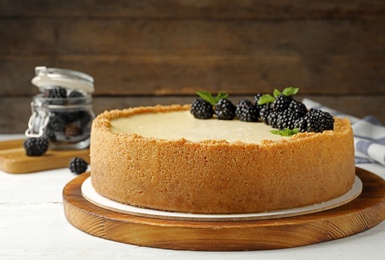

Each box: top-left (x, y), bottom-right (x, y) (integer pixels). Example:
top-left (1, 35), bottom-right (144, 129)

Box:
top-left (1, 0), bottom-right (385, 133)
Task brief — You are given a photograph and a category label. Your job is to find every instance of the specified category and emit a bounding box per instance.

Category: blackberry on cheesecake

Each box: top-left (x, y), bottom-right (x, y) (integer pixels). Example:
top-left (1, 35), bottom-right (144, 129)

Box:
top-left (190, 99), bottom-right (214, 119)
top-left (215, 98), bottom-right (236, 120)
top-left (235, 99), bottom-right (259, 122)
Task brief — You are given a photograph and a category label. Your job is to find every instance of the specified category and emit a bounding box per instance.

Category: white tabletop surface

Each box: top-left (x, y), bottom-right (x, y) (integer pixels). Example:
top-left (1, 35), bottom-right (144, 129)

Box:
top-left (2, 134), bottom-right (385, 260)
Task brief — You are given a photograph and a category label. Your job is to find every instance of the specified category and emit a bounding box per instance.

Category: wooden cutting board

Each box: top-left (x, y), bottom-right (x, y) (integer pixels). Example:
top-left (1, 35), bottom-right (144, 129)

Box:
top-left (63, 168), bottom-right (385, 251)
top-left (0, 139), bottom-right (89, 174)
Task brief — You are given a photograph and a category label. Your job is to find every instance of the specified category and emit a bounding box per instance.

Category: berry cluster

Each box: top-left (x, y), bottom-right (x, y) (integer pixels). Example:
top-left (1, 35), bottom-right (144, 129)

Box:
top-left (257, 89), bottom-right (334, 133)
top-left (261, 94), bottom-right (308, 130)
top-left (46, 110), bottom-right (92, 141)
top-left (190, 91), bottom-right (236, 120)
top-left (43, 87), bottom-right (84, 99)
top-left (295, 108), bottom-right (334, 133)
top-left (40, 87), bottom-right (93, 142)
top-left (190, 88), bottom-right (334, 134)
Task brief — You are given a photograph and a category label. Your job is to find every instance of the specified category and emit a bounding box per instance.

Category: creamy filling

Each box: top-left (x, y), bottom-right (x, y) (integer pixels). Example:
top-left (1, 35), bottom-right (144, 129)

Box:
top-left (110, 110), bottom-right (290, 144)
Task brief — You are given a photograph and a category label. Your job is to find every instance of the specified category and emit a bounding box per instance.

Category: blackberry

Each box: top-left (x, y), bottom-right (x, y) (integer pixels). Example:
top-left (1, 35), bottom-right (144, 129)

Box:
top-left (276, 110), bottom-right (300, 130)
top-left (68, 91), bottom-right (84, 98)
top-left (78, 111), bottom-right (92, 127)
top-left (68, 91), bottom-right (85, 104)
top-left (47, 113), bottom-right (66, 132)
top-left (44, 127), bottom-right (57, 141)
top-left (69, 157), bottom-right (88, 174)
top-left (23, 137), bottom-right (49, 156)
top-left (44, 87), bottom-right (67, 98)
top-left (60, 111), bottom-right (91, 126)
top-left (272, 94), bottom-right (292, 112)
top-left (215, 99), bottom-right (236, 120)
top-left (295, 109), bottom-right (334, 133)
top-left (190, 99), bottom-right (214, 119)
top-left (254, 94), bottom-right (272, 122)
top-left (294, 117), bottom-right (307, 132)
top-left (266, 112), bottom-right (279, 128)
top-left (236, 99), bottom-right (259, 122)
top-left (63, 111), bottom-right (82, 124)
top-left (259, 104), bottom-right (273, 123)
top-left (253, 94), bottom-right (264, 105)
top-left (288, 100), bottom-right (308, 118)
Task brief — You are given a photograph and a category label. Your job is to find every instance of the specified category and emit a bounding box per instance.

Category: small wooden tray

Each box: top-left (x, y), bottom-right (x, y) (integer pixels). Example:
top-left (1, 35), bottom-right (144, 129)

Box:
top-left (63, 168), bottom-right (385, 251)
top-left (0, 139), bottom-right (89, 174)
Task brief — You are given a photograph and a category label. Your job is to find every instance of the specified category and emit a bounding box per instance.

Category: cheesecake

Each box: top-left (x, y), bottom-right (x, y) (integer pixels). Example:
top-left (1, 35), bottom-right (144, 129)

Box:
top-left (90, 104), bottom-right (356, 214)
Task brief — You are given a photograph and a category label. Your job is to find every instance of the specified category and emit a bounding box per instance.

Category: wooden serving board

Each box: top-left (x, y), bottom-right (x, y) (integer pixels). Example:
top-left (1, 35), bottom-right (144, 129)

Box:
top-left (63, 168), bottom-right (385, 251)
top-left (0, 139), bottom-right (89, 174)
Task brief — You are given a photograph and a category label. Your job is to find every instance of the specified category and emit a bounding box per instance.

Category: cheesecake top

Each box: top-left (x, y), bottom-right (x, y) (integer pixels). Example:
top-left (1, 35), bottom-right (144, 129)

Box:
top-left (110, 110), bottom-right (290, 144)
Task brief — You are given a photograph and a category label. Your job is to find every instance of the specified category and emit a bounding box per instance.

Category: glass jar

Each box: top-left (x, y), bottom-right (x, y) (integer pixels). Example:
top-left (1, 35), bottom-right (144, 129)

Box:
top-left (25, 66), bottom-right (95, 150)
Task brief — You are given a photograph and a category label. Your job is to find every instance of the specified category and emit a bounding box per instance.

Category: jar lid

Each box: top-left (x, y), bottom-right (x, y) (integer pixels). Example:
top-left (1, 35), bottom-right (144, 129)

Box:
top-left (31, 66), bottom-right (94, 94)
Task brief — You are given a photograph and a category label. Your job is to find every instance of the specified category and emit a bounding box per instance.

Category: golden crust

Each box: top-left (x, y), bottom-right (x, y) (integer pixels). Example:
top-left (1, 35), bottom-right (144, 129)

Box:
top-left (90, 105), bottom-right (356, 214)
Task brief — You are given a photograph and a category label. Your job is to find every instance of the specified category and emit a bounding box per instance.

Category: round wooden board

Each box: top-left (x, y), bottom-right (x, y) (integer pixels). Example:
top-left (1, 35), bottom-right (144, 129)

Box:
top-left (63, 168), bottom-right (385, 251)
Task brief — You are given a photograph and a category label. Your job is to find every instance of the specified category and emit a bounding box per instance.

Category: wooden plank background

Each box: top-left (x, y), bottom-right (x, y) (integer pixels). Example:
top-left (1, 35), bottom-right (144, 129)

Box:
top-left (1, 0), bottom-right (384, 133)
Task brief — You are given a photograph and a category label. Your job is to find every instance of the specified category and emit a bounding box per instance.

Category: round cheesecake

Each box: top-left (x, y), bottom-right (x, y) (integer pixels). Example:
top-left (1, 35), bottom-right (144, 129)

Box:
top-left (90, 105), bottom-right (356, 214)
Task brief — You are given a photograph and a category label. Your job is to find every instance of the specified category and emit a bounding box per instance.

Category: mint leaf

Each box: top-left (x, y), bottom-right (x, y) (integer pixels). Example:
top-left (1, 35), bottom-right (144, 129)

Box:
top-left (257, 94), bottom-right (275, 105)
top-left (282, 87), bottom-right (299, 96)
top-left (270, 128), bottom-right (299, 136)
top-left (214, 91), bottom-right (229, 103)
top-left (196, 91), bottom-right (216, 105)
top-left (273, 89), bottom-right (281, 97)
top-left (196, 91), bottom-right (229, 105)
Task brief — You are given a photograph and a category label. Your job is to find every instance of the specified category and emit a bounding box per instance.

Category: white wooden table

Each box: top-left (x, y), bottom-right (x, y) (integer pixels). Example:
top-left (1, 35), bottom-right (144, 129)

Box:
top-left (1, 134), bottom-right (385, 260)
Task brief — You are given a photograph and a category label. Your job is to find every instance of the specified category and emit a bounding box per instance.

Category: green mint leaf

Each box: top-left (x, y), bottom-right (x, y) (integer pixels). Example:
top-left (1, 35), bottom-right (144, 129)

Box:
top-left (196, 91), bottom-right (216, 105)
top-left (214, 91), bottom-right (229, 103)
top-left (273, 89), bottom-right (281, 97)
top-left (257, 94), bottom-right (275, 105)
top-left (270, 128), bottom-right (299, 136)
top-left (282, 87), bottom-right (299, 96)
top-left (197, 91), bottom-right (229, 105)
